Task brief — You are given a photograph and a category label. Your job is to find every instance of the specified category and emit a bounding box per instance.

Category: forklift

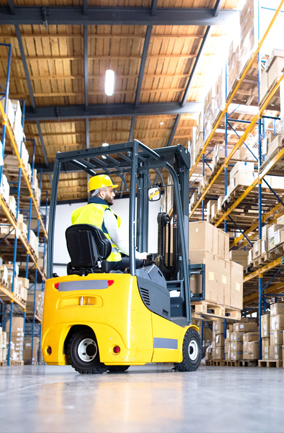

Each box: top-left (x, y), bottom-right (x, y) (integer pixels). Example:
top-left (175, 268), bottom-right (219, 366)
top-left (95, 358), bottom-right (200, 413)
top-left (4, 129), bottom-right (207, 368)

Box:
top-left (42, 140), bottom-right (203, 373)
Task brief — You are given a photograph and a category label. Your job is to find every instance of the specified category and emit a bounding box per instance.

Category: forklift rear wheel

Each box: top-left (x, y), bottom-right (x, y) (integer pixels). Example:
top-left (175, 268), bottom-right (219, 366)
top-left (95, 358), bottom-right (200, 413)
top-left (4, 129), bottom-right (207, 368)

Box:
top-left (174, 328), bottom-right (201, 372)
top-left (67, 329), bottom-right (107, 374)
top-left (107, 365), bottom-right (130, 373)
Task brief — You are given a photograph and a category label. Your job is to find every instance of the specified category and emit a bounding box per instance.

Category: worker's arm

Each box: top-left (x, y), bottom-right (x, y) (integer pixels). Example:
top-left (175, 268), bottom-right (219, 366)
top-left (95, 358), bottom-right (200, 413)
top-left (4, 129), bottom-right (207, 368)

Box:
top-left (104, 210), bottom-right (147, 259)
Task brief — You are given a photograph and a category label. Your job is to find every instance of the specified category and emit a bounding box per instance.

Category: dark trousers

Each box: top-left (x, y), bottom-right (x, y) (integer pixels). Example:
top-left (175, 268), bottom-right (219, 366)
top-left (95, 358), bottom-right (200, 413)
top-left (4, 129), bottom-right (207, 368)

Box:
top-left (108, 257), bottom-right (144, 272)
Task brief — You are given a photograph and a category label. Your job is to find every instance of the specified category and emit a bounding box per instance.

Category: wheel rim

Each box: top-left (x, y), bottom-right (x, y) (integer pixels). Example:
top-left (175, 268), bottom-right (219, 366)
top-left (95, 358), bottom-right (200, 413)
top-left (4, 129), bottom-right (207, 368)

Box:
top-left (78, 338), bottom-right (98, 362)
top-left (188, 340), bottom-right (198, 361)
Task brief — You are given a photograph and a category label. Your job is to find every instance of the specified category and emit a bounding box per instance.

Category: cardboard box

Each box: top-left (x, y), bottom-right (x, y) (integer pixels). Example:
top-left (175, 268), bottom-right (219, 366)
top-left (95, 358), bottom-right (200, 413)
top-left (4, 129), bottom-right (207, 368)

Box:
top-left (262, 337), bottom-right (269, 359)
top-left (282, 345), bottom-right (284, 361)
top-left (260, 70), bottom-right (269, 103)
top-left (219, 258), bottom-right (231, 307)
top-left (5, 317), bottom-right (24, 334)
top-left (270, 303), bottom-right (284, 317)
top-left (268, 56), bottom-right (284, 89)
top-left (261, 314), bottom-right (270, 338)
top-left (253, 240), bottom-right (261, 259)
top-left (230, 171), bottom-right (256, 191)
top-left (188, 250), bottom-right (224, 305)
top-left (273, 345), bottom-right (282, 360)
top-left (243, 332), bottom-right (258, 350)
top-left (231, 349), bottom-right (243, 361)
top-left (218, 229), bottom-right (230, 261)
top-left (189, 221), bottom-right (219, 256)
top-left (232, 331), bottom-right (244, 342)
top-left (230, 161), bottom-right (254, 180)
top-left (233, 322), bottom-right (258, 333)
top-left (213, 346), bottom-right (224, 360)
top-left (231, 341), bottom-right (243, 351)
top-left (271, 314), bottom-right (284, 331)
top-left (248, 341), bottom-right (259, 360)
top-left (229, 250), bottom-right (248, 268)
top-left (230, 261), bottom-right (243, 310)
top-left (270, 330), bottom-right (283, 346)
top-left (213, 321), bottom-right (224, 335)
top-left (215, 334), bottom-right (224, 347)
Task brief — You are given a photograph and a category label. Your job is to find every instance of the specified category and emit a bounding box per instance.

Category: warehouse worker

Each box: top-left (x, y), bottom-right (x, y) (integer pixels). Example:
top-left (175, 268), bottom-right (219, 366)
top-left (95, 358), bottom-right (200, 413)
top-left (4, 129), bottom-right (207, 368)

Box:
top-left (71, 174), bottom-right (148, 271)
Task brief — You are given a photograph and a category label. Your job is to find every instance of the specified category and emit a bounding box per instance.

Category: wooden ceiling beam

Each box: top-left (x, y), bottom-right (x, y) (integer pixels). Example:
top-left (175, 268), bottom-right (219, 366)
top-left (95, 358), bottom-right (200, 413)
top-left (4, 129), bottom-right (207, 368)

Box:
top-left (7, 54), bottom-right (197, 61)
top-left (0, 32), bottom-right (206, 40)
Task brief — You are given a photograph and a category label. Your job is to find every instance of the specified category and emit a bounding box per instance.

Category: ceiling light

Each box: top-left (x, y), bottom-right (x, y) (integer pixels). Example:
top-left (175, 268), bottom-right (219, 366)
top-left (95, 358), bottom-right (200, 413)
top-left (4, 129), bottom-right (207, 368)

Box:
top-left (105, 70), bottom-right (115, 96)
top-left (102, 142), bottom-right (109, 147)
top-left (160, 122), bottom-right (164, 125)
top-left (102, 155), bottom-right (107, 159)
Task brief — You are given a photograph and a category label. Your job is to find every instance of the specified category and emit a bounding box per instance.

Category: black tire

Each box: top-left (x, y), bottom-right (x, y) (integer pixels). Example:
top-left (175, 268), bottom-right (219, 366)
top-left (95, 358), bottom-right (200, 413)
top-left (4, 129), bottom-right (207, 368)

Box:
top-left (107, 365), bottom-right (130, 373)
top-left (174, 328), bottom-right (201, 372)
top-left (67, 329), bottom-right (107, 374)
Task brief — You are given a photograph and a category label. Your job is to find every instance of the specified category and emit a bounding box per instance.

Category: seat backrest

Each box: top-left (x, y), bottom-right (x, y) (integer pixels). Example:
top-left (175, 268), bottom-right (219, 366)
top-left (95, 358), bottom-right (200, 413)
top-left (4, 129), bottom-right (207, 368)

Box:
top-left (65, 224), bottom-right (112, 269)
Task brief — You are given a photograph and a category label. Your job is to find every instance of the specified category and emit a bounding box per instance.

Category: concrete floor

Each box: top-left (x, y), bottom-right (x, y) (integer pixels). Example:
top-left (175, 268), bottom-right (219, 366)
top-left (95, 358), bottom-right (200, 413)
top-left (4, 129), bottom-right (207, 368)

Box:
top-left (0, 365), bottom-right (284, 433)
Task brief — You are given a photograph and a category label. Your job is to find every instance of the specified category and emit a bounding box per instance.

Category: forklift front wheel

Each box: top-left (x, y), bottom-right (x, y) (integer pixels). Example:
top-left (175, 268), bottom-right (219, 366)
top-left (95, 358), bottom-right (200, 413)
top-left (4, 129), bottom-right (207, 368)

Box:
top-left (174, 328), bottom-right (201, 372)
top-left (67, 329), bottom-right (107, 374)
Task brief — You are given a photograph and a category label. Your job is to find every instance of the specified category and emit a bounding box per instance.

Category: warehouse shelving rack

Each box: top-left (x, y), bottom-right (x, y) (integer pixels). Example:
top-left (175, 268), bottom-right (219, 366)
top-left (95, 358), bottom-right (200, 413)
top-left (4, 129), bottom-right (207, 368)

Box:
top-left (0, 43), bottom-right (47, 365)
top-left (188, 1), bottom-right (284, 359)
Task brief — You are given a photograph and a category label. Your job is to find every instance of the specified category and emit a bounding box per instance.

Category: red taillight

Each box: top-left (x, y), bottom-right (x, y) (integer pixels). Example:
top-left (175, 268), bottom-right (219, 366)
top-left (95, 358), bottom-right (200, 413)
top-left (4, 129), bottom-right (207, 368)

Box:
top-left (113, 346), bottom-right (120, 354)
top-left (47, 346), bottom-right (52, 355)
top-left (54, 283), bottom-right (59, 290)
top-left (108, 280), bottom-right (114, 287)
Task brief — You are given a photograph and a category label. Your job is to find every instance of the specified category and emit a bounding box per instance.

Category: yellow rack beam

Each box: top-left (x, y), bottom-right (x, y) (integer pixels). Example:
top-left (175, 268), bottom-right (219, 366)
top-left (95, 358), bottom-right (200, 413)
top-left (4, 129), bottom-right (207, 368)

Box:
top-left (244, 255), bottom-right (283, 283)
top-left (0, 103), bottom-right (48, 241)
top-left (216, 146), bottom-right (284, 227)
top-left (0, 196), bottom-right (45, 281)
top-left (190, 71), bottom-right (284, 220)
top-left (243, 282), bottom-right (284, 307)
top-left (231, 203), bottom-right (284, 248)
top-left (189, 0), bottom-right (284, 179)
top-left (0, 285), bottom-right (26, 310)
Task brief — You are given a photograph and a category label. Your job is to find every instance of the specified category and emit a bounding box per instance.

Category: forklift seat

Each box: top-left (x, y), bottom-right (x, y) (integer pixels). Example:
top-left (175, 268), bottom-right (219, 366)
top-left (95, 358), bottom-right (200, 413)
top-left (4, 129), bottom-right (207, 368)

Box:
top-left (65, 224), bottom-right (112, 276)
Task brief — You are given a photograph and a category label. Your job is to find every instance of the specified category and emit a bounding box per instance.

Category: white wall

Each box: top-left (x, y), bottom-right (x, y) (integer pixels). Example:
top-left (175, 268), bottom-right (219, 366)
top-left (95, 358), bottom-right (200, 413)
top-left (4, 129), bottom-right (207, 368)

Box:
top-left (53, 197), bottom-right (161, 276)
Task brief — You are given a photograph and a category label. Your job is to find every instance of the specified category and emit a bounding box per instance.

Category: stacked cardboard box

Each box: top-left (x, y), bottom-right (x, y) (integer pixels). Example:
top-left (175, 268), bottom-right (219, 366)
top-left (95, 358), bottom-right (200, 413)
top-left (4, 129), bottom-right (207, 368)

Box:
top-left (0, 174), bottom-right (10, 203)
top-left (260, 50), bottom-right (284, 105)
top-left (189, 221), bottom-right (243, 309)
top-left (212, 321), bottom-right (224, 360)
top-left (0, 265), bottom-right (8, 286)
top-left (0, 328), bottom-right (7, 362)
top-left (23, 336), bottom-right (39, 364)
top-left (5, 317), bottom-right (24, 361)
top-left (228, 161), bottom-right (256, 198)
top-left (26, 291), bottom-right (44, 319)
top-left (268, 303), bottom-right (284, 361)
top-left (29, 230), bottom-right (39, 258)
top-left (230, 320), bottom-right (258, 361)
top-left (267, 223), bottom-right (284, 252)
top-left (18, 213), bottom-right (28, 237)
top-left (229, 250), bottom-right (249, 268)
top-left (243, 332), bottom-right (259, 360)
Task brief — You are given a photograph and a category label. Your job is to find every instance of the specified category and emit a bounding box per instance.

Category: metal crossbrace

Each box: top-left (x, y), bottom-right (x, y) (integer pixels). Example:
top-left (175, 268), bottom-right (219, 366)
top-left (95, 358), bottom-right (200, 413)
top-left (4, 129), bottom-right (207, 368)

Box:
top-left (0, 227), bottom-right (15, 244)
top-left (262, 178), bottom-right (284, 208)
top-left (227, 121), bottom-right (258, 160)
top-left (228, 215), bottom-right (253, 246)
top-left (262, 269), bottom-right (281, 292)
top-left (205, 160), bottom-right (212, 171)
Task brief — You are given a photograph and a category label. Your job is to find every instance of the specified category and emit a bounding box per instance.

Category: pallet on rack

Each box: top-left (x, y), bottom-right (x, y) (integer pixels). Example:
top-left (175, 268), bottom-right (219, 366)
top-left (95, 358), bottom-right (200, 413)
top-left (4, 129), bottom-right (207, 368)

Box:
top-left (267, 243), bottom-right (284, 261)
top-left (0, 360), bottom-right (7, 367)
top-left (259, 142), bottom-right (284, 176)
top-left (192, 301), bottom-right (241, 321)
top-left (258, 360), bottom-right (283, 368)
top-left (239, 360), bottom-right (258, 367)
top-left (205, 360), bottom-right (213, 366)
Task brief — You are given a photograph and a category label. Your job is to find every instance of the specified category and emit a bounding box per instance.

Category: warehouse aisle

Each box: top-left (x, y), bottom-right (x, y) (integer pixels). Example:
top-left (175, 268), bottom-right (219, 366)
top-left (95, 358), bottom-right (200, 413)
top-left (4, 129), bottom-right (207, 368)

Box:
top-left (0, 365), bottom-right (283, 433)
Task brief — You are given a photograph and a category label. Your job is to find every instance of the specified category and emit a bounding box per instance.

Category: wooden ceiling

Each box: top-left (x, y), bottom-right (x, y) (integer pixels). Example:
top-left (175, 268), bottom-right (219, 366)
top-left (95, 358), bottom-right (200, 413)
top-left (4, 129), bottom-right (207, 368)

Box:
top-left (0, 0), bottom-right (243, 203)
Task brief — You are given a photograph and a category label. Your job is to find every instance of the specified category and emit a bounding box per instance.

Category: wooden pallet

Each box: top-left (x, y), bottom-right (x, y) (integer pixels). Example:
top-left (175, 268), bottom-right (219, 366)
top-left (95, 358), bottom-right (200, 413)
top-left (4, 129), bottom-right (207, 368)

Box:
top-left (10, 360), bottom-right (24, 366)
top-left (258, 360), bottom-right (283, 368)
top-left (0, 361), bottom-right (7, 367)
top-left (224, 360), bottom-right (240, 367)
top-left (239, 360), bottom-right (258, 367)
top-left (192, 301), bottom-right (241, 321)
top-left (267, 243), bottom-right (284, 261)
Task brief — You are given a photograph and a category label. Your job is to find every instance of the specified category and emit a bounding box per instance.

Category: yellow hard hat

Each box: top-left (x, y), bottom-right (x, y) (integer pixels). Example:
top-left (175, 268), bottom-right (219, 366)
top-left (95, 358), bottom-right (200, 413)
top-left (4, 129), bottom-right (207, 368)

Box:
top-left (88, 174), bottom-right (118, 192)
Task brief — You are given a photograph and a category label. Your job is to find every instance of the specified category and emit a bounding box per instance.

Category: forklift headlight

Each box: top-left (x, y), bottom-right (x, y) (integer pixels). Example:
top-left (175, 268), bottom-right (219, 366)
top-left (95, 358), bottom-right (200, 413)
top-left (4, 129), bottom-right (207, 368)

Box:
top-left (113, 346), bottom-right (120, 354)
top-left (47, 346), bottom-right (52, 355)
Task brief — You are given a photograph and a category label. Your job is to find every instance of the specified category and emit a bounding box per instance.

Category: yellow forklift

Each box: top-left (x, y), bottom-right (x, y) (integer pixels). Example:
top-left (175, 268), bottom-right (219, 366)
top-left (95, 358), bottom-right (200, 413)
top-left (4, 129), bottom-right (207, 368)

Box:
top-left (42, 141), bottom-right (202, 373)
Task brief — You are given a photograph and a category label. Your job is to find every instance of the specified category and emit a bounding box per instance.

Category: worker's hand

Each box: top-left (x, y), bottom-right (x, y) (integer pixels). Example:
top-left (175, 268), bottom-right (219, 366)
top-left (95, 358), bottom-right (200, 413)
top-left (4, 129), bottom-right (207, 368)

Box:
top-left (137, 251), bottom-right (148, 260)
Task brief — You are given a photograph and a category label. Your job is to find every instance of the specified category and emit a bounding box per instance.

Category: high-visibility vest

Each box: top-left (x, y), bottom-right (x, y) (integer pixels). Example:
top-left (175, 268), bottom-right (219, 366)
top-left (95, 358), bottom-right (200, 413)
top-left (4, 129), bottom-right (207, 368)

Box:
top-left (71, 203), bottom-right (122, 262)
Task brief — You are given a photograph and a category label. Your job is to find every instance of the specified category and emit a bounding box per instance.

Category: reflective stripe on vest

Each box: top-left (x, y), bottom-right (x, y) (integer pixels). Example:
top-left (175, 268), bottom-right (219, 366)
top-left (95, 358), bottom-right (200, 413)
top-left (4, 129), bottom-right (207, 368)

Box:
top-left (71, 203), bottom-right (122, 262)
